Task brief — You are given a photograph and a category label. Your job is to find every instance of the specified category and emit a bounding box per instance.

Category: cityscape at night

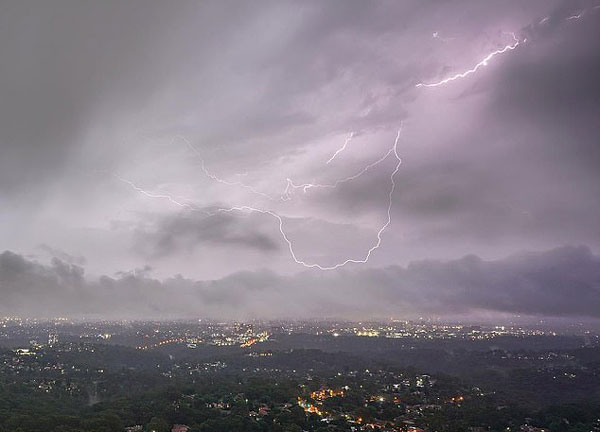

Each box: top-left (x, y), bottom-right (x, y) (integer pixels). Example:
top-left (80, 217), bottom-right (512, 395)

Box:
top-left (0, 318), bottom-right (599, 431)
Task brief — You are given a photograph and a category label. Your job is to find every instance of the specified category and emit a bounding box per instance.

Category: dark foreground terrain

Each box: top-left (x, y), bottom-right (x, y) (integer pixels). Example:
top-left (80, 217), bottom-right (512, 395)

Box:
top-left (0, 320), bottom-right (599, 432)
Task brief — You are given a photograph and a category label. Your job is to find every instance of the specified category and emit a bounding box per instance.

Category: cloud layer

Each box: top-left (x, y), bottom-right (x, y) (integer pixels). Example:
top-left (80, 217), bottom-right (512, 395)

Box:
top-left (1, 246), bottom-right (598, 320)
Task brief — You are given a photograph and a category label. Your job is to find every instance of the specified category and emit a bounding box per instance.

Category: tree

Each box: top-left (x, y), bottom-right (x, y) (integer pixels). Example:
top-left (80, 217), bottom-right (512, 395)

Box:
top-left (146, 417), bottom-right (169, 432)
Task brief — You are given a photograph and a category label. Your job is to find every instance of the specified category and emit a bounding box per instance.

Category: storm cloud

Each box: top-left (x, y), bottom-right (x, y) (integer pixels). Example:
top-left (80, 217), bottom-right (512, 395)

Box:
top-left (133, 212), bottom-right (280, 258)
top-left (1, 246), bottom-right (598, 320)
top-left (0, 0), bottom-right (599, 319)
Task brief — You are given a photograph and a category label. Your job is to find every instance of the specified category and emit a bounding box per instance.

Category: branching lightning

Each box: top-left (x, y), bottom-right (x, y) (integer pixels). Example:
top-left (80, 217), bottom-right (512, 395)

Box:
top-left (282, 143), bottom-right (395, 201)
top-left (114, 174), bottom-right (201, 211)
top-left (173, 135), bottom-right (278, 201)
top-left (113, 5), bottom-right (596, 271)
top-left (117, 127), bottom-right (403, 271)
top-left (173, 133), bottom-right (366, 202)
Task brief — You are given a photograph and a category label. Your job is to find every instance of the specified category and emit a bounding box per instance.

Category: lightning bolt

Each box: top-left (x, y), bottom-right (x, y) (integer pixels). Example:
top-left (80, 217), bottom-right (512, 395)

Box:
top-left (112, 5), bottom-right (597, 272)
top-left (417, 5), bottom-right (598, 90)
top-left (326, 132), bottom-right (355, 164)
top-left (416, 33), bottom-right (520, 88)
top-left (113, 174), bottom-right (202, 211)
top-left (566, 11), bottom-right (584, 20)
top-left (174, 133), bottom-right (366, 202)
top-left (116, 127), bottom-right (403, 270)
top-left (282, 141), bottom-right (396, 200)
top-left (169, 135), bottom-right (278, 201)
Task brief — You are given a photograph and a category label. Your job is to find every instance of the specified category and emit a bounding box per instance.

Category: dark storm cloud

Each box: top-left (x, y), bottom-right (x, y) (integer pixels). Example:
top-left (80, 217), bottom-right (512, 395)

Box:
top-left (298, 2), bottom-right (600, 251)
top-left (133, 212), bottom-right (280, 258)
top-left (490, 8), bottom-right (600, 167)
top-left (1, 246), bottom-right (598, 319)
top-left (477, 4), bottom-right (600, 246)
top-left (197, 245), bottom-right (600, 319)
top-left (0, 251), bottom-right (89, 316)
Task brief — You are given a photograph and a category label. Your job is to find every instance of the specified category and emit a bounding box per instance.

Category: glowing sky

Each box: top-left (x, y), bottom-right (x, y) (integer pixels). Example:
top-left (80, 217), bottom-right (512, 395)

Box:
top-left (1, 0), bottom-right (599, 319)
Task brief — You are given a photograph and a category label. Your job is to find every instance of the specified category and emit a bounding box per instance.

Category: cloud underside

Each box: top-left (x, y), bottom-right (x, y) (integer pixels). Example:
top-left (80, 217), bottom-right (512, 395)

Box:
top-left (1, 245), bottom-right (598, 320)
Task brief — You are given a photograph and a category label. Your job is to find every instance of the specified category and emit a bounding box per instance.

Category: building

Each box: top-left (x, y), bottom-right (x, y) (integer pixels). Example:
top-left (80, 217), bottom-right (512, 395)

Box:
top-left (48, 331), bottom-right (58, 346)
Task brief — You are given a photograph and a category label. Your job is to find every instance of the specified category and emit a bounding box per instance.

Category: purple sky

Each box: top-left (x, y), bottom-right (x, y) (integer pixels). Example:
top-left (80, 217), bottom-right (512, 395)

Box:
top-left (1, 0), bottom-right (599, 320)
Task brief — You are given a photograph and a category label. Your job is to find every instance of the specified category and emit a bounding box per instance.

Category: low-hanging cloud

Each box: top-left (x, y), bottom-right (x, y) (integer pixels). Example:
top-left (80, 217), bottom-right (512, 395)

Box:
top-left (1, 245), bottom-right (598, 320)
top-left (133, 212), bottom-right (280, 258)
